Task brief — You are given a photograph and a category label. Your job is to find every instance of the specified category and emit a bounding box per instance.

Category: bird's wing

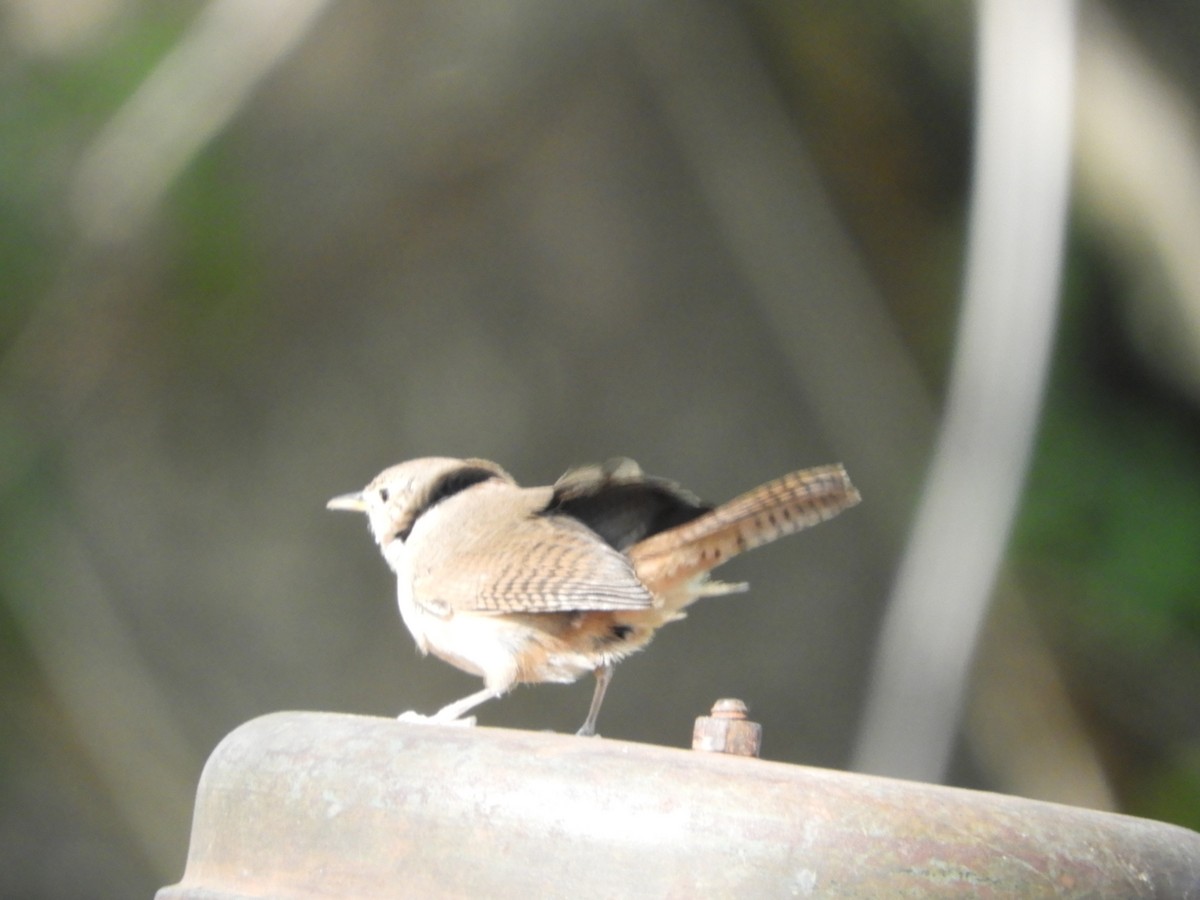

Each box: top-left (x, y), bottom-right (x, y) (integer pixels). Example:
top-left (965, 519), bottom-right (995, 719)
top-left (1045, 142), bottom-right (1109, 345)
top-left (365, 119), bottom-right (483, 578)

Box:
top-left (412, 508), bottom-right (655, 616)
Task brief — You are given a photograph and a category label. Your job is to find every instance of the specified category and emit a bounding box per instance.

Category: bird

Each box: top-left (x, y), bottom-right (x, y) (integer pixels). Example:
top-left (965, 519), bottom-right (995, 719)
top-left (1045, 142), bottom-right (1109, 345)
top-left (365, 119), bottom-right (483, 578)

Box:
top-left (328, 456), bottom-right (860, 736)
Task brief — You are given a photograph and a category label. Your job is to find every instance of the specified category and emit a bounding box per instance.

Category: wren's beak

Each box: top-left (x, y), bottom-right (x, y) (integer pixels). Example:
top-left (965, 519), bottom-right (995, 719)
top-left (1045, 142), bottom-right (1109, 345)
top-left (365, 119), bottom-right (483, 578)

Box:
top-left (326, 492), bottom-right (367, 512)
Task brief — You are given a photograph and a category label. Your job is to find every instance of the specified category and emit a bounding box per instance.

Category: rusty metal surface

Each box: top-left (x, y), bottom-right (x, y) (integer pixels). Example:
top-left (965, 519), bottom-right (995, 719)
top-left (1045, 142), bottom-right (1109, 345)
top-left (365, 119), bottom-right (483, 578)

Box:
top-left (158, 711), bottom-right (1200, 898)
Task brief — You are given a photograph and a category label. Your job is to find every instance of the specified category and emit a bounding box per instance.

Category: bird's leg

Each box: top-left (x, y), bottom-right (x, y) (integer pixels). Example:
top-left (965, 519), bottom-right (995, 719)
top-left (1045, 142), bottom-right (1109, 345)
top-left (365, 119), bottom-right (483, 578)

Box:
top-left (398, 686), bottom-right (502, 727)
top-left (576, 664), bottom-right (613, 737)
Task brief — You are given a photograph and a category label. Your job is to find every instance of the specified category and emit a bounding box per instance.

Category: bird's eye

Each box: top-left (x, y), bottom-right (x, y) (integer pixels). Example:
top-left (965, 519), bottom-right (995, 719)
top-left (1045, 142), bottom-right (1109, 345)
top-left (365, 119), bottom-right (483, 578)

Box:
top-left (379, 488), bottom-right (390, 502)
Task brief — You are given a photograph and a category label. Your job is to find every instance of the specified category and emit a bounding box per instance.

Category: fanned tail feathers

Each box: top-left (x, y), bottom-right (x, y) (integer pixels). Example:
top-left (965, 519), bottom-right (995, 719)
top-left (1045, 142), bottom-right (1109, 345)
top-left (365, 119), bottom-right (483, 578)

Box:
top-left (629, 464), bottom-right (860, 598)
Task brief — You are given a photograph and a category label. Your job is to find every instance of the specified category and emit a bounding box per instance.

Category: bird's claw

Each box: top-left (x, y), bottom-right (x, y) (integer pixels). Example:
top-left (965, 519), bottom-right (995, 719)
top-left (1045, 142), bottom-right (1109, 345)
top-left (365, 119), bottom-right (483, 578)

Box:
top-left (397, 710), bottom-right (477, 727)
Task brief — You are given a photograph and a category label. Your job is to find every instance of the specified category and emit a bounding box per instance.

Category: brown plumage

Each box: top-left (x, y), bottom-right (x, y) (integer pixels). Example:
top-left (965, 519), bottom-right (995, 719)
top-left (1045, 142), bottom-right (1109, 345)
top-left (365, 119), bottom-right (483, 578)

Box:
top-left (328, 457), bottom-right (859, 735)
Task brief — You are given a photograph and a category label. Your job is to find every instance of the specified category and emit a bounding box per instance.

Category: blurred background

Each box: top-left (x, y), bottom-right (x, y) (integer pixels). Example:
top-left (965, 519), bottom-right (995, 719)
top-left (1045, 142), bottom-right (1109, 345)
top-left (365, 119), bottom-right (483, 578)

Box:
top-left (3, 0), bottom-right (1200, 895)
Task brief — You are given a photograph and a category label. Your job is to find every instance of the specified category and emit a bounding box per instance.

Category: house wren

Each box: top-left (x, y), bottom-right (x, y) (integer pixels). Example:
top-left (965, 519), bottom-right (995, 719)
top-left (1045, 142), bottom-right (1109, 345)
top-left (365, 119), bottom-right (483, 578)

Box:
top-left (328, 457), bottom-right (859, 735)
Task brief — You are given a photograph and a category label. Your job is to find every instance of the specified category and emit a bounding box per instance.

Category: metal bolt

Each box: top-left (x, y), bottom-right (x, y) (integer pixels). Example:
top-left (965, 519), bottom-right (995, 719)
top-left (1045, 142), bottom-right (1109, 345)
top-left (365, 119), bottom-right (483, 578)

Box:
top-left (692, 698), bottom-right (762, 757)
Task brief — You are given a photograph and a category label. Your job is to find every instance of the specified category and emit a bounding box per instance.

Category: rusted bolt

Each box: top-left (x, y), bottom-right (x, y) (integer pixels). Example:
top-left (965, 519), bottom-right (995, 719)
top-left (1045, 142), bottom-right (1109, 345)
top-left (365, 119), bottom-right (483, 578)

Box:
top-left (692, 698), bottom-right (762, 757)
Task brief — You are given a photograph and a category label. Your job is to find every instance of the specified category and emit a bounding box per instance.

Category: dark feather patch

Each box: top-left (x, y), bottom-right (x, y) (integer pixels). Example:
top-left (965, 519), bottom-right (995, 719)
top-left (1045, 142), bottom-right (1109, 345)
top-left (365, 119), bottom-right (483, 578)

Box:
top-left (547, 458), bottom-right (711, 550)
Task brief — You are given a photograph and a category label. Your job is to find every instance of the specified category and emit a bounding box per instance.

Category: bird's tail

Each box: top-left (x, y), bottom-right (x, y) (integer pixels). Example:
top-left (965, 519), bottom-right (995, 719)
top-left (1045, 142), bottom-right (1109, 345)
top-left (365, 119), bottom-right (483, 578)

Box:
top-left (629, 464), bottom-right (860, 605)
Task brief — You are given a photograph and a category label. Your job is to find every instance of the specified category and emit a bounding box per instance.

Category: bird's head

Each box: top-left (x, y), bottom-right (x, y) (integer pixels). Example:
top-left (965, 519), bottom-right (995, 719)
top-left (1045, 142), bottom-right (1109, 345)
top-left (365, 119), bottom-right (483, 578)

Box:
top-left (327, 456), bottom-right (514, 548)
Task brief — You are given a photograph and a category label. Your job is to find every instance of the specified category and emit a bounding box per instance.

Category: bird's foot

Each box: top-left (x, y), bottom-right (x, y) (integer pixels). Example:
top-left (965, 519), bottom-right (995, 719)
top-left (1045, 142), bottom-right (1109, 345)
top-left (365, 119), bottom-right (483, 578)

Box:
top-left (397, 710), bottom-right (477, 727)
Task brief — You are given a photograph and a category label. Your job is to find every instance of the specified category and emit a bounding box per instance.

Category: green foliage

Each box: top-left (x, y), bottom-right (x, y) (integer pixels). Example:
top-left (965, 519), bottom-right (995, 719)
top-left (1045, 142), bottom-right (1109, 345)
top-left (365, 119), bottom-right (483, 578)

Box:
top-left (0, 9), bottom-right (195, 346)
top-left (1134, 744), bottom-right (1200, 833)
top-left (162, 144), bottom-right (265, 364)
top-left (1018, 247), bottom-right (1200, 647)
top-left (1014, 244), bottom-right (1200, 826)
